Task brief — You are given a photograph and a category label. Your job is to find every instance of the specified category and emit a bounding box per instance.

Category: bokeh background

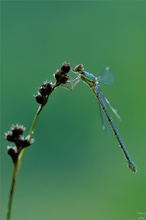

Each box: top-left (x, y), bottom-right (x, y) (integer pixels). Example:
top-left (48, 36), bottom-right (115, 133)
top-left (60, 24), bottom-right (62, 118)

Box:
top-left (1, 1), bottom-right (145, 220)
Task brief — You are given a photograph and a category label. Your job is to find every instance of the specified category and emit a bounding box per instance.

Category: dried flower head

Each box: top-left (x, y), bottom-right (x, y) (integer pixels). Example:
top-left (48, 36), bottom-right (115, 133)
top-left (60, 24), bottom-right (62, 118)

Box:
top-left (5, 125), bottom-right (26, 143)
top-left (11, 124), bottom-right (25, 136)
top-left (15, 136), bottom-right (34, 148)
top-left (39, 81), bottom-right (53, 96)
top-left (5, 131), bottom-right (15, 142)
top-left (7, 146), bottom-right (18, 164)
top-left (54, 62), bottom-right (71, 85)
top-left (54, 70), bottom-right (69, 84)
top-left (61, 62), bottom-right (71, 74)
top-left (35, 93), bottom-right (48, 105)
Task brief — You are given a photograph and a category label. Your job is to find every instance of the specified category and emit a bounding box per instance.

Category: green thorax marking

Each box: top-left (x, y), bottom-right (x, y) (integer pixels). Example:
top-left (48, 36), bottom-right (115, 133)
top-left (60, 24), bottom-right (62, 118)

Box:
top-left (80, 71), bottom-right (96, 87)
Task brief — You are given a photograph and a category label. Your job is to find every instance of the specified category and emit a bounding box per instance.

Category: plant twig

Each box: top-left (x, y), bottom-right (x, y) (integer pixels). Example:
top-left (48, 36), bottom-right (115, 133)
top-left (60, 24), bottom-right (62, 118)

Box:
top-left (6, 104), bottom-right (43, 220)
top-left (5, 63), bottom-right (71, 220)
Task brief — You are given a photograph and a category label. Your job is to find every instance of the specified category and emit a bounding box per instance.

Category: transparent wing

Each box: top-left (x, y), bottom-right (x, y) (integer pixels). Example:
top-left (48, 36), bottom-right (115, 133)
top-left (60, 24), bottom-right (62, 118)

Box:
top-left (94, 85), bottom-right (120, 137)
top-left (99, 90), bottom-right (121, 120)
top-left (98, 101), bottom-right (111, 137)
top-left (94, 86), bottom-right (111, 136)
top-left (97, 67), bottom-right (115, 86)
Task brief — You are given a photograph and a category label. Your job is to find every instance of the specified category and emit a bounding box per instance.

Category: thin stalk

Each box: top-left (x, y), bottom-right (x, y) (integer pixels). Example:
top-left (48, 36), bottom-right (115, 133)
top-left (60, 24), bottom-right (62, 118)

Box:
top-left (6, 63), bottom-right (70, 220)
top-left (6, 104), bottom-right (44, 220)
top-left (6, 163), bottom-right (18, 220)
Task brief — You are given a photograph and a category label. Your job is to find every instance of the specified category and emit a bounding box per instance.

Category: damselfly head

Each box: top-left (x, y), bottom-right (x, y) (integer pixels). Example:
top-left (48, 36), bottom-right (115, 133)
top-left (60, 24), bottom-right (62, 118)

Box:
top-left (73, 64), bottom-right (84, 73)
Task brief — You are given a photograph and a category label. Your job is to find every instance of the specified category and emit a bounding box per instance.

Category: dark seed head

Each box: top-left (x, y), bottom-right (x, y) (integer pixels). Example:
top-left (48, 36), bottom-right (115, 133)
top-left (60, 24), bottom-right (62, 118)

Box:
top-left (61, 63), bottom-right (71, 74)
top-left (45, 82), bottom-right (53, 94)
top-left (54, 70), bottom-right (69, 84)
top-left (15, 136), bottom-right (34, 148)
top-left (7, 146), bottom-right (18, 164)
top-left (54, 70), bottom-right (61, 81)
top-left (7, 146), bottom-right (16, 155)
top-left (39, 86), bottom-right (48, 96)
top-left (60, 74), bottom-right (69, 84)
top-left (35, 94), bottom-right (48, 105)
top-left (39, 81), bottom-right (53, 96)
top-left (5, 125), bottom-right (25, 142)
top-left (5, 131), bottom-right (15, 142)
top-left (11, 124), bottom-right (25, 136)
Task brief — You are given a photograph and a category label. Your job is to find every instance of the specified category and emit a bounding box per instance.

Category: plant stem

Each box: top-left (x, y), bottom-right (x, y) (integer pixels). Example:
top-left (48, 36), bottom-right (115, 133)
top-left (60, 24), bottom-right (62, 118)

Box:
top-left (6, 163), bottom-right (18, 220)
top-left (18, 104), bottom-right (43, 167)
top-left (6, 105), bottom-right (43, 220)
top-left (6, 64), bottom-right (70, 219)
top-left (29, 105), bottom-right (43, 137)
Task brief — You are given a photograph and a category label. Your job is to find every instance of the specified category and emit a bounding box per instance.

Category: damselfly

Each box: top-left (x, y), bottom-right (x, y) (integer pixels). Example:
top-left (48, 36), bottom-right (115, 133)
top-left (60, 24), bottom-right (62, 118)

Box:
top-left (69, 64), bottom-right (137, 173)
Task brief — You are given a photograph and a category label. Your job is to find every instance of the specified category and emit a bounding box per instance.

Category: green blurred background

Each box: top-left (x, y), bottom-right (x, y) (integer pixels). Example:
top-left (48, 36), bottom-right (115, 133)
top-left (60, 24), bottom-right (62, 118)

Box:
top-left (1, 1), bottom-right (145, 220)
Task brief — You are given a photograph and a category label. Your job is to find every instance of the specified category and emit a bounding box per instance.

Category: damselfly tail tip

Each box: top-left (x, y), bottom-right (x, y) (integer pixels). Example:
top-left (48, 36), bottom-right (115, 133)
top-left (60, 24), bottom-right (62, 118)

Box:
top-left (128, 162), bottom-right (137, 173)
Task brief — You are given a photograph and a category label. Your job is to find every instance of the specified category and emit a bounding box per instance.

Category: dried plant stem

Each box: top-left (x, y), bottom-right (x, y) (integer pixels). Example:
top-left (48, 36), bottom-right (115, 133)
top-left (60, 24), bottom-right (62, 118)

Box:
top-left (6, 105), bottom-right (44, 220)
top-left (7, 163), bottom-right (18, 220)
top-left (6, 63), bottom-right (71, 220)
